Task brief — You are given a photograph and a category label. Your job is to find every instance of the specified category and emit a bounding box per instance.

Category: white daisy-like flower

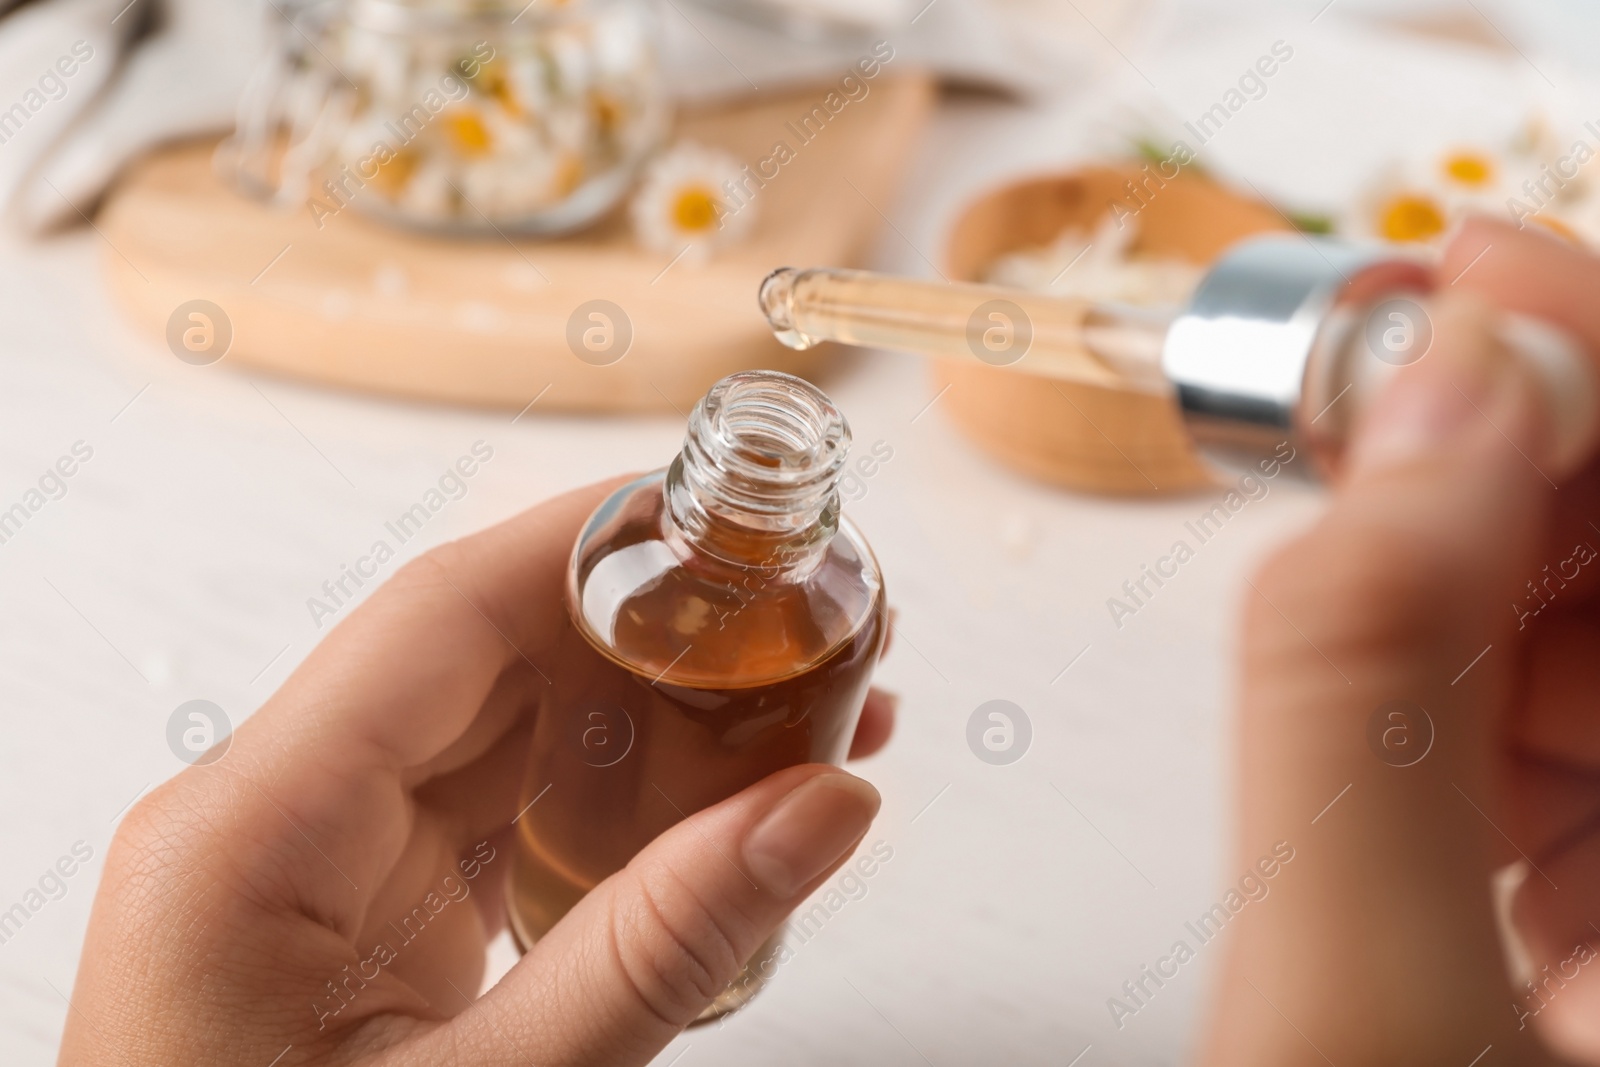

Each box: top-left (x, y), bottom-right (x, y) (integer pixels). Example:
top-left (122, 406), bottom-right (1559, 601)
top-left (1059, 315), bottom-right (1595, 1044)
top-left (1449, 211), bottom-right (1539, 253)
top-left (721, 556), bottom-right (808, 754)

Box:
top-left (1347, 122), bottom-right (1598, 248)
top-left (1347, 147), bottom-right (1503, 246)
top-left (630, 141), bottom-right (754, 260)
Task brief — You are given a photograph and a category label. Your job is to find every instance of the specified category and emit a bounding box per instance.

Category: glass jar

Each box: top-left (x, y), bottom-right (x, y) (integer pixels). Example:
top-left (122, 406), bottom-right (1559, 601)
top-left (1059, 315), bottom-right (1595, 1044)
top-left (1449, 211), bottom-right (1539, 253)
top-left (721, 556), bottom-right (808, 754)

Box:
top-left (221, 0), bottom-right (669, 235)
top-left (507, 370), bottom-right (888, 1021)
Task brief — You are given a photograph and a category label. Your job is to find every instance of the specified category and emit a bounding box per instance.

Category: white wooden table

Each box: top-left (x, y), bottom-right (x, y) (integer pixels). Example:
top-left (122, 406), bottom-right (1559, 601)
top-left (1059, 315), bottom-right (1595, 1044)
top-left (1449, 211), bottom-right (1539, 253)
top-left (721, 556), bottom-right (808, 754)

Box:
top-left (0, 10), bottom-right (1579, 1064)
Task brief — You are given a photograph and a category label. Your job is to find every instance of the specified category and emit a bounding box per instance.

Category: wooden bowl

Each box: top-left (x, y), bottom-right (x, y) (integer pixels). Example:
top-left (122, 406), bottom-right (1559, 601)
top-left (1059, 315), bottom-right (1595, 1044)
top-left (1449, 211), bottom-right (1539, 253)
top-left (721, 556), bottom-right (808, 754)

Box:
top-left (936, 166), bottom-right (1291, 494)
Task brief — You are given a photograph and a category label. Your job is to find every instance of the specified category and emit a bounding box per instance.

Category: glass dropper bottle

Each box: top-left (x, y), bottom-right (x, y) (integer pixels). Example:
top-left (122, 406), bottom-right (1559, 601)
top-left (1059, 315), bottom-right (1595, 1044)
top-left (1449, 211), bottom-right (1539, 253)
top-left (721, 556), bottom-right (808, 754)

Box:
top-left (757, 234), bottom-right (1466, 478)
top-left (507, 370), bottom-right (886, 1023)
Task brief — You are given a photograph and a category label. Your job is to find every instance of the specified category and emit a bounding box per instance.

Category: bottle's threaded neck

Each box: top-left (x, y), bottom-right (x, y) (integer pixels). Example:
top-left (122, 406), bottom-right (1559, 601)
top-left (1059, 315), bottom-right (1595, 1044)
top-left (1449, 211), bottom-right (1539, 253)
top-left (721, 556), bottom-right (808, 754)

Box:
top-left (666, 370), bottom-right (850, 567)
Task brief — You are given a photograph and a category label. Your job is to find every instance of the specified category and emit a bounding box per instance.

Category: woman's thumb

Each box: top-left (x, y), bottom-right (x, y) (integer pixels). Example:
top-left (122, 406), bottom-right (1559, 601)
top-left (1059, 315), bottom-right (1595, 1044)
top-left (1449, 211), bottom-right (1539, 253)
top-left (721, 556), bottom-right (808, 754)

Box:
top-left (1346, 291), bottom-right (1598, 491)
top-left (402, 764), bottom-right (880, 1067)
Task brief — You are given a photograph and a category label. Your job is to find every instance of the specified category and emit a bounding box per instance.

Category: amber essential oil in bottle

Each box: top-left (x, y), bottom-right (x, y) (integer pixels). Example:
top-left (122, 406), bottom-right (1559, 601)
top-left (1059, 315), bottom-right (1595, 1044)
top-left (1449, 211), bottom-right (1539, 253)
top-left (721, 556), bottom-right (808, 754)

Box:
top-left (507, 370), bottom-right (886, 1021)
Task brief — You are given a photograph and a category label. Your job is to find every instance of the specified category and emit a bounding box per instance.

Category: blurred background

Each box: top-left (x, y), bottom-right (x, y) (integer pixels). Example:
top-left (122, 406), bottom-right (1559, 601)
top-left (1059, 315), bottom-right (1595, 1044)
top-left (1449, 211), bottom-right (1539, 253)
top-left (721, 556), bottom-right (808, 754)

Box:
top-left (2, 0), bottom-right (1598, 1062)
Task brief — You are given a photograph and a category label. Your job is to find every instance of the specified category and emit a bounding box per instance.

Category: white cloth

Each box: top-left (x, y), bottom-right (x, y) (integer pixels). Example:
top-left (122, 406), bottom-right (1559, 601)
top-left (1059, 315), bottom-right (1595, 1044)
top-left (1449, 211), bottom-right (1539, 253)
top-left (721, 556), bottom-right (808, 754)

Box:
top-left (13, 0), bottom-right (264, 229)
top-left (0, 0), bottom-right (132, 220)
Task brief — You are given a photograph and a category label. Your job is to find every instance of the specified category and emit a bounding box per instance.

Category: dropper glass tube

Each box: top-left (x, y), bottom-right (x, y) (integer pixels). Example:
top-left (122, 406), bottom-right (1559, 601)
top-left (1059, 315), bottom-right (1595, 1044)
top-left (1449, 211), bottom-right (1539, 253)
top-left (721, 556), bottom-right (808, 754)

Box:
top-left (758, 267), bottom-right (1178, 396)
top-left (757, 237), bottom-right (1446, 477)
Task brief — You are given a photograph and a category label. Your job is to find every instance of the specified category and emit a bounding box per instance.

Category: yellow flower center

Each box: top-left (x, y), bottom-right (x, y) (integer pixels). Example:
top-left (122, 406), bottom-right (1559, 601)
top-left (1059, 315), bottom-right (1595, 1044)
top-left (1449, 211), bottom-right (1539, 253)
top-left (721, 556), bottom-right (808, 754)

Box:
top-left (1380, 194), bottom-right (1446, 243)
top-left (1442, 151), bottom-right (1494, 186)
top-left (484, 67), bottom-right (521, 118)
top-left (446, 112), bottom-right (493, 157)
top-left (672, 186), bottom-right (721, 232)
top-left (591, 91), bottom-right (622, 132)
top-left (554, 152), bottom-right (584, 196)
top-left (370, 148), bottom-right (417, 198)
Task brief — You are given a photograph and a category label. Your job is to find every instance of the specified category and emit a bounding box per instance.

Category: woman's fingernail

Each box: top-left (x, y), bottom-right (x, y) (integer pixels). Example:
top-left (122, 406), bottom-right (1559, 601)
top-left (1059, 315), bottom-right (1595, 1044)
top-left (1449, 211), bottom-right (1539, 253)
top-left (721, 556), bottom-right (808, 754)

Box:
top-left (1347, 360), bottom-right (1486, 476)
top-left (742, 773), bottom-right (880, 898)
top-left (1346, 296), bottom-right (1505, 476)
top-left (1497, 313), bottom-right (1600, 475)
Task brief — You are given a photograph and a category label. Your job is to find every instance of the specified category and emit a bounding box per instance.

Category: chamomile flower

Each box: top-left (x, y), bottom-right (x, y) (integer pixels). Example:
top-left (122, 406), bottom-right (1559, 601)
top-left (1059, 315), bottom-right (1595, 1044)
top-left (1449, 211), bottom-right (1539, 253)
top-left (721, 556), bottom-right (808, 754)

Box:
top-left (1440, 148), bottom-right (1495, 188)
top-left (1358, 147), bottom-right (1506, 244)
top-left (630, 142), bottom-right (753, 260)
top-left (1374, 190), bottom-right (1449, 243)
top-left (1353, 124), bottom-right (1600, 247)
top-left (269, 0), bottom-right (665, 232)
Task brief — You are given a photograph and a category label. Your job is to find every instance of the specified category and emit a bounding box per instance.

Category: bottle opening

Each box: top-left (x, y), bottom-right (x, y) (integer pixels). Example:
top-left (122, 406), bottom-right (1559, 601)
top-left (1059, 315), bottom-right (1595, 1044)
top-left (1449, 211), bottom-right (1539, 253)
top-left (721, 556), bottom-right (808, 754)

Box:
top-left (705, 370), bottom-right (846, 478)
top-left (669, 370), bottom-right (851, 557)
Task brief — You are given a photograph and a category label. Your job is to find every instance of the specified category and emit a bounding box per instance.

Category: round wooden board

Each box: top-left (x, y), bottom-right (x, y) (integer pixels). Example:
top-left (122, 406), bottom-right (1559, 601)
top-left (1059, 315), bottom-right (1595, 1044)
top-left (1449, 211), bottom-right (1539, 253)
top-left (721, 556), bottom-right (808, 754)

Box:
top-left (99, 75), bottom-right (936, 414)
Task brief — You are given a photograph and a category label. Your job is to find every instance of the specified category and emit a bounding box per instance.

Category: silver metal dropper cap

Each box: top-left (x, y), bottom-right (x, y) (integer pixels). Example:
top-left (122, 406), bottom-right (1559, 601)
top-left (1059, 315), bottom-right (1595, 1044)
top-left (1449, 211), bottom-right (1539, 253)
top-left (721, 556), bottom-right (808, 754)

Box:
top-left (1161, 234), bottom-right (1434, 474)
